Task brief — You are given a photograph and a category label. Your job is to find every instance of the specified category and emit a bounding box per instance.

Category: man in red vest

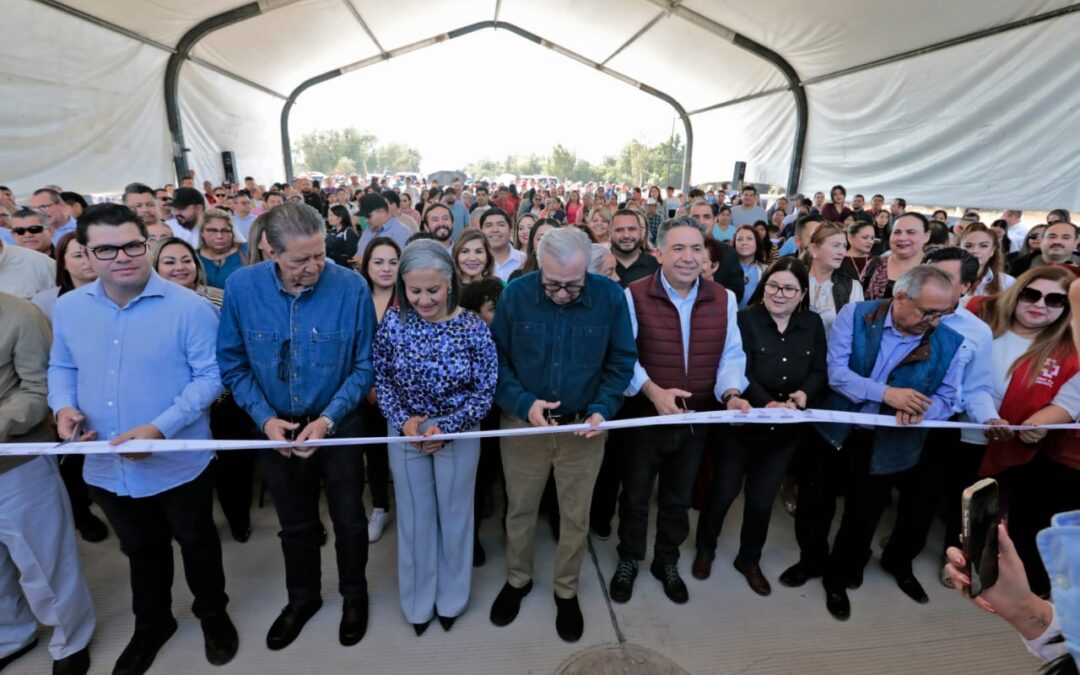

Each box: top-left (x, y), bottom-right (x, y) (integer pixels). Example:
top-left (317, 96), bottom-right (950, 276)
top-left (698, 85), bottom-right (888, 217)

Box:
top-left (609, 216), bottom-right (751, 605)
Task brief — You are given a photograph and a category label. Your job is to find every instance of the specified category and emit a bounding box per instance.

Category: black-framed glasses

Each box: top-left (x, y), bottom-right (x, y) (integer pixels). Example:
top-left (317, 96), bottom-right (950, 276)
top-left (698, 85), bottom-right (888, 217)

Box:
top-left (763, 281), bottom-right (802, 298)
top-left (214, 192), bottom-right (227, 198)
top-left (1018, 287), bottom-right (1069, 309)
top-left (277, 340), bottom-right (291, 381)
top-left (12, 225), bottom-right (45, 235)
top-left (89, 240), bottom-right (148, 261)
top-left (906, 298), bottom-right (951, 322)
top-left (540, 276), bottom-right (586, 297)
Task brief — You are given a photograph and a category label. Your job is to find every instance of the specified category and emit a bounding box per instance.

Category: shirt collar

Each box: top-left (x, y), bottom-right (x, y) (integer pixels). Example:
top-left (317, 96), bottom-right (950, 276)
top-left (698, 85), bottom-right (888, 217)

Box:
top-left (86, 270), bottom-right (168, 305)
top-left (658, 269), bottom-right (699, 302)
top-left (270, 260), bottom-right (317, 297)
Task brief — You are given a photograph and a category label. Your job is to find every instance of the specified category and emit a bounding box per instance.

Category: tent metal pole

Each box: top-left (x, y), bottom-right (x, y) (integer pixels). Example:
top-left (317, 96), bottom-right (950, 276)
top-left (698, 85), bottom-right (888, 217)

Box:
top-left (281, 21), bottom-right (694, 191)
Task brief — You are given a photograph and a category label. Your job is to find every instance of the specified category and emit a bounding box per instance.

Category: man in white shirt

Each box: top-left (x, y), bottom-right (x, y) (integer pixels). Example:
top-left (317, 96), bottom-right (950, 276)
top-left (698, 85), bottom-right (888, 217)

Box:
top-left (481, 208), bottom-right (524, 281)
top-left (165, 187), bottom-right (206, 249)
top-left (0, 238), bottom-right (55, 300)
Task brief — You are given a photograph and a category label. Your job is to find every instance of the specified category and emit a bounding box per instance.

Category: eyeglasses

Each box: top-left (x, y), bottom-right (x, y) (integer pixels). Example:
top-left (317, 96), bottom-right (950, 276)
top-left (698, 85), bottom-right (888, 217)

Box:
top-left (1027, 233), bottom-right (1044, 240)
top-left (763, 281), bottom-right (802, 298)
top-left (540, 277), bottom-right (586, 297)
top-left (12, 225), bottom-right (45, 235)
top-left (1018, 287), bottom-right (1069, 309)
top-left (203, 227), bottom-right (233, 236)
top-left (906, 299), bottom-right (951, 322)
top-left (89, 240), bottom-right (148, 261)
top-left (277, 340), bottom-right (291, 381)
top-left (214, 193), bottom-right (227, 199)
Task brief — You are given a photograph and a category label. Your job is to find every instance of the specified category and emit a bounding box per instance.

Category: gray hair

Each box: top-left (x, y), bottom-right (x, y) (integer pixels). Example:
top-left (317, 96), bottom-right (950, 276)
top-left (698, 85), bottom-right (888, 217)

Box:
top-left (656, 215), bottom-right (705, 249)
top-left (587, 243), bottom-right (614, 274)
top-left (263, 203), bottom-right (325, 254)
top-left (537, 226), bottom-right (590, 269)
top-left (11, 208), bottom-right (45, 226)
top-left (893, 264), bottom-right (953, 300)
top-left (395, 239), bottom-right (461, 317)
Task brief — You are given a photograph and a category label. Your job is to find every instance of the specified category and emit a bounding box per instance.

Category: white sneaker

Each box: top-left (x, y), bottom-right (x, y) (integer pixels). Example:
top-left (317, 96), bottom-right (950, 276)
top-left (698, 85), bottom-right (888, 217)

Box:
top-left (368, 508), bottom-right (392, 543)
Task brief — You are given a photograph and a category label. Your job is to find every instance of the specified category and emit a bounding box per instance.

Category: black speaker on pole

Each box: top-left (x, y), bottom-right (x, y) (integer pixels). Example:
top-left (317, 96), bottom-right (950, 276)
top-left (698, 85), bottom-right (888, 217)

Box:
top-left (732, 161), bottom-right (747, 190)
top-left (222, 151), bottom-right (237, 185)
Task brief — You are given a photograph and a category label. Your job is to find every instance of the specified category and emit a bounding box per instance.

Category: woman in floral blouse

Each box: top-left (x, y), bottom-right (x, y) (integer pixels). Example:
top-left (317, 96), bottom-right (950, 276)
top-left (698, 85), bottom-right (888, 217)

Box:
top-left (372, 239), bottom-right (498, 635)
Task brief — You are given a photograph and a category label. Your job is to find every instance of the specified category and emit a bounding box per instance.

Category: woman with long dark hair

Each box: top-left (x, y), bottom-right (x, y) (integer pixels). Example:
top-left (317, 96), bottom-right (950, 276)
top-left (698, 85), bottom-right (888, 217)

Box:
top-left (31, 232), bottom-right (96, 320)
top-left (326, 203), bottom-right (360, 267)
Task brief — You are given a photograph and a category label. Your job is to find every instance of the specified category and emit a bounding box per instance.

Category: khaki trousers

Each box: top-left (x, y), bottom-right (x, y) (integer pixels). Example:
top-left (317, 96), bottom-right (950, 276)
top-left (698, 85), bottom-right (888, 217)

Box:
top-left (500, 412), bottom-right (606, 599)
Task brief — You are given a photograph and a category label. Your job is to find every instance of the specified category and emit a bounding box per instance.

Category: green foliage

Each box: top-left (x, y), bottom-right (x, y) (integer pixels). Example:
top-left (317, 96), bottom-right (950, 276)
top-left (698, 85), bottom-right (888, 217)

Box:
top-left (466, 135), bottom-right (684, 186)
top-left (293, 128), bottom-right (421, 174)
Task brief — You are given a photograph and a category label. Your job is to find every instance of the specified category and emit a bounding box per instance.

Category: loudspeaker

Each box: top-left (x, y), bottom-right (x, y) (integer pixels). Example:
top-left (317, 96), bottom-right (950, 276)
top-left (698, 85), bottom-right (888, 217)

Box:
top-left (222, 151), bottom-right (237, 184)
top-left (732, 161), bottom-right (747, 189)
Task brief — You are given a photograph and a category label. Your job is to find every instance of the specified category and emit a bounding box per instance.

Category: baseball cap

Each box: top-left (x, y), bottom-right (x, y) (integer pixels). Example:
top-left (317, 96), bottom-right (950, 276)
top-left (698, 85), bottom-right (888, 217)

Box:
top-left (171, 187), bottom-right (205, 210)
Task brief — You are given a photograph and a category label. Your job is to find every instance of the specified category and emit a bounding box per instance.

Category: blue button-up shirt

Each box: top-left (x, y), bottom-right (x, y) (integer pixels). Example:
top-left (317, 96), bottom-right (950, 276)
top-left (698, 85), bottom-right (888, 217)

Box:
top-left (52, 217), bottom-right (76, 245)
top-left (827, 301), bottom-right (960, 420)
top-left (447, 200), bottom-right (470, 240)
top-left (217, 260), bottom-right (376, 433)
top-left (0, 227), bottom-right (13, 245)
top-left (624, 273), bottom-right (748, 398)
top-left (47, 273), bottom-right (223, 497)
top-left (491, 271), bottom-right (637, 421)
top-left (943, 306), bottom-right (998, 423)
top-left (357, 216), bottom-right (411, 255)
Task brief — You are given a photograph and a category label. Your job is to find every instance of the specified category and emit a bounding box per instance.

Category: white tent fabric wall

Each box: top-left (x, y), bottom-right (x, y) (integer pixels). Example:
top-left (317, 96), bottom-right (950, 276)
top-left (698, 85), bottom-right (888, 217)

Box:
top-left (2, 0), bottom-right (1079, 211)
top-left (797, 10), bottom-right (1080, 211)
top-left (0, 1), bottom-right (173, 198)
top-left (178, 62), bottom-right (286, 187)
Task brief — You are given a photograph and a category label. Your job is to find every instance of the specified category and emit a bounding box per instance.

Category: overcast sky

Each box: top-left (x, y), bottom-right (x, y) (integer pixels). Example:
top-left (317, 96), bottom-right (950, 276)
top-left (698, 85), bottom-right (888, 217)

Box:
top-left (288, 29), bottom-right (679, 173)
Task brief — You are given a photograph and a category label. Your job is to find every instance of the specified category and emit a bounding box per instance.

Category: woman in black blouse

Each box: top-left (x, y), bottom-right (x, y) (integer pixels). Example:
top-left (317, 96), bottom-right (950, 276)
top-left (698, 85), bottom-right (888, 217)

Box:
top-left (693, 258), bottom-right (827, 596)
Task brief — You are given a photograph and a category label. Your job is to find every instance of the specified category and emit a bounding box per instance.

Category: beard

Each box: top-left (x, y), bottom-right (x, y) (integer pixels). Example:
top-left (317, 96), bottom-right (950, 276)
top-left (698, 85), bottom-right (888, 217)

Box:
top-left (433, 226), bottom-right (452, 241)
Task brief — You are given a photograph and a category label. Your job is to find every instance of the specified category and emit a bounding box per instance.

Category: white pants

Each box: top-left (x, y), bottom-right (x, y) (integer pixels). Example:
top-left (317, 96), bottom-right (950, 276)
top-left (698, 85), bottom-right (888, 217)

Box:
top-left (0, 456), bottom-right (95, 660)
top-left (387, 427), bottom-right (480, 624)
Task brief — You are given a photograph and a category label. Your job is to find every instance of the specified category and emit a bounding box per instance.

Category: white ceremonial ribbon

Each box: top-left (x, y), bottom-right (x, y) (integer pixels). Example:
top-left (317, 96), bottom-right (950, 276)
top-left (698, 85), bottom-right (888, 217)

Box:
top-left (2, 408), bottom-right (1078, 457)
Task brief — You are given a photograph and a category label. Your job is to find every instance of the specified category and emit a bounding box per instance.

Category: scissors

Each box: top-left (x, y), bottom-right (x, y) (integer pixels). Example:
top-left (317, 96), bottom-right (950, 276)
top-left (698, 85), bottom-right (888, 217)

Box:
top-left (53, 420), bottom-right (82, 457)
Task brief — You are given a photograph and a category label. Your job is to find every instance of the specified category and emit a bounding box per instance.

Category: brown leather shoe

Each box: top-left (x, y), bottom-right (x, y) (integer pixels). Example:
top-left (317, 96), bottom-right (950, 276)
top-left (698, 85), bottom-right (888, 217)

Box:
top-left (734, 557), bottom-right (772, 596)
top-left (691, 550), bottom-right (714, 580)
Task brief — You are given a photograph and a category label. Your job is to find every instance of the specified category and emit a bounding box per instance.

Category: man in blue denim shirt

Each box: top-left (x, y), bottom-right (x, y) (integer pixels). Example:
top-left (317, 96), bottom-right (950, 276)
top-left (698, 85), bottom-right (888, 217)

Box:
top-left (488, 227), bottom-right (636, 643)
top-left (218, 203), bottom-right (376, 652)
top-left (48, 204), bottom-right (235, 674)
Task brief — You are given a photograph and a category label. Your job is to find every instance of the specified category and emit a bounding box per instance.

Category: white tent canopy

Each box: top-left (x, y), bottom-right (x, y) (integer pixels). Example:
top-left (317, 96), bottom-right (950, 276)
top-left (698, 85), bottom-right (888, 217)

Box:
top-left (2, 0), bottom-right (1078, 210)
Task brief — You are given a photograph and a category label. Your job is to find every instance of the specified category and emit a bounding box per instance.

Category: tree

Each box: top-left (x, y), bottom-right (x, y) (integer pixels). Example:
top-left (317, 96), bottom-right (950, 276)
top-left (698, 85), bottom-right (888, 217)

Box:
top-left (373, 143), bottom-right (422, 173)
top-left (293, 128), bottom-right (378, 174)
top-left (544, 144), bottom-right (578, 182)
top-left (333, 156), bottom-right (357, 175)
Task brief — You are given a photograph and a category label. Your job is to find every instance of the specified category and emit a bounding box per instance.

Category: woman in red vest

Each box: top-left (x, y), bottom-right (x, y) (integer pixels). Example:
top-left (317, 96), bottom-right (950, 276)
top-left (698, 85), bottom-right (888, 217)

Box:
top-left (968, 265), bottom-right (1080, 595)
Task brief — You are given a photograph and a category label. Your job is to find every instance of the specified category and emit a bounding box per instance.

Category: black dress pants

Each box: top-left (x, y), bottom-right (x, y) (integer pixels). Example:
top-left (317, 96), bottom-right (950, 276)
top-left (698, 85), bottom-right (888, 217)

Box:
top-left (358, 402), bottom-right (391, 511)
top-left (89, 468), bottom-right (228, 630)
top-left (616, 425), bottom-right (707, 565)
top-left (260, 442), bottom-right (369, 606)
top-left (696, 428), bottom-right (798, 562)
top-left (209, 393), bottom-right (255, 533)
top-left (790, 431), bottom-right (849, 573)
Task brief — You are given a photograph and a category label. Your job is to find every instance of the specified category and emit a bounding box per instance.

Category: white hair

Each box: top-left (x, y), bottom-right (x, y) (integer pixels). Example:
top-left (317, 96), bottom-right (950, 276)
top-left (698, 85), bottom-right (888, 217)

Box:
top-left (587, 243), bottom-right (613, 274)
top-left (537, 226), bottom-right (590, 269)
top-left (893, 264), bottom-right (952, 300)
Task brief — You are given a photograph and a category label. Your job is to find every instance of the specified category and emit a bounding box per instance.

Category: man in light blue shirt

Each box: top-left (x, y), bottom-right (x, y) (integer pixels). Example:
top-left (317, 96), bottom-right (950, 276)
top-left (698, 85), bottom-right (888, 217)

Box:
top-left (881, 247), bottom-right (1008, 593)
top-left (230, 191), bottom-right (257, 240)
top-left (610, 217), bottom-right (749, 607)
top-left (730, 184), bottom-right (768, 228)
top-left (443, 187), bottom-right (470, 241)
top-left (29, 188), bottom-right (76, 245)
top-left (48, 203), bottom-right (237, 673)
top-left (218, 202), bottom-right (376, 651)
top-left (356, 193), bottom-right (411, 254)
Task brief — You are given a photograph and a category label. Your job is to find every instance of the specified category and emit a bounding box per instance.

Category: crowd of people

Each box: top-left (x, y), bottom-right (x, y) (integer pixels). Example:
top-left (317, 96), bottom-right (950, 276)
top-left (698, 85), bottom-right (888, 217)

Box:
top-left (0, 173), bottom-right (1078, 675)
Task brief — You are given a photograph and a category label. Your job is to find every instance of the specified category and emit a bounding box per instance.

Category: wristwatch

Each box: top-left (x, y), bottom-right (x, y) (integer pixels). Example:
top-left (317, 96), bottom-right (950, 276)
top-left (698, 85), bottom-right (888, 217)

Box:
top-left (721, 391), bottom-right (739, 407)
top-left (320, 415), bottom-right (337, 436)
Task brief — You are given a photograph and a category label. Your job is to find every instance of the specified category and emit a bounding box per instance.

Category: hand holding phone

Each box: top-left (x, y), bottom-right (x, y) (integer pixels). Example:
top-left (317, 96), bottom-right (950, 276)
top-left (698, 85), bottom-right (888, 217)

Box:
top-left (962, 478), bottom-right (1000, 598)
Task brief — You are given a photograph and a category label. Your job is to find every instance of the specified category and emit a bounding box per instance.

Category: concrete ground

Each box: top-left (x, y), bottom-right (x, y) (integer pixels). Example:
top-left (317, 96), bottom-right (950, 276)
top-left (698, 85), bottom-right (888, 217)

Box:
top-left (8, 480), bottom-right (1038, 674)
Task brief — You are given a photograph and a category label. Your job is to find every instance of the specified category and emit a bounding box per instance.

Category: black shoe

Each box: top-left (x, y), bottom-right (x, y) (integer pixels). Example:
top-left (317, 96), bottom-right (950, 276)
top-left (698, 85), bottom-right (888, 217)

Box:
top-left (489, 581), bottom-right (533, 627)
top-left (114, 620), bottom-right (178, 675)
top-left (881, 560), bottom-right (929, 604)
top-left (0, 637), bottom-right (38, 670)
top-left (553, 594), bottom-right (583, 643)
top-left (76, 513), bottom-right (108, 543)
top-left (846, 566), bottom-right (864, 590)
top-left (412, 620), bottom-right (430, 636)
top-left (609, 559), bottom-right (638, 604)
top-left (201, 612), bottom-right (238, 666)
top-left (473, 536), bottom-right (486, 568)
top-left (650, 561), bottom-right (689, 604)
top-left (52, 644), bottom-right (90, 675)
top-left (691, 550), bottom-right (715, 580)
top-left (825, 588), bottom-right (851, 621)
top-left (339, 597), bottom-right (368, 646)
top-left (779, 562), bottom-right (821, 588)
top-left (438, 615), bottom-right (456, 632)
top-left (591, 521), bottom-right (611, 540)
top-left (266, 601), bottom-right (322, 651)
top-left (230, 523), bottom-right (252, 544)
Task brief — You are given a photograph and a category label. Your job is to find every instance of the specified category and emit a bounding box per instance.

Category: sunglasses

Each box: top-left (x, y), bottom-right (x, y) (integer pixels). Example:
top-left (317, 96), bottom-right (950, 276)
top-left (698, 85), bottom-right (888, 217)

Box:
top-left (12, 225), bottom-right (45, 235)
top-left (1018, 287), bottom-right (1068, 308)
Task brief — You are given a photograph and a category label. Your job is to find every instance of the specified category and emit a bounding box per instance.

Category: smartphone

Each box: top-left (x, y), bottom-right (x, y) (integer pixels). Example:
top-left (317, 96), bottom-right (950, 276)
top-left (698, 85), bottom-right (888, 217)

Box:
top-left (961, 478), bottom-right (1000, 598)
